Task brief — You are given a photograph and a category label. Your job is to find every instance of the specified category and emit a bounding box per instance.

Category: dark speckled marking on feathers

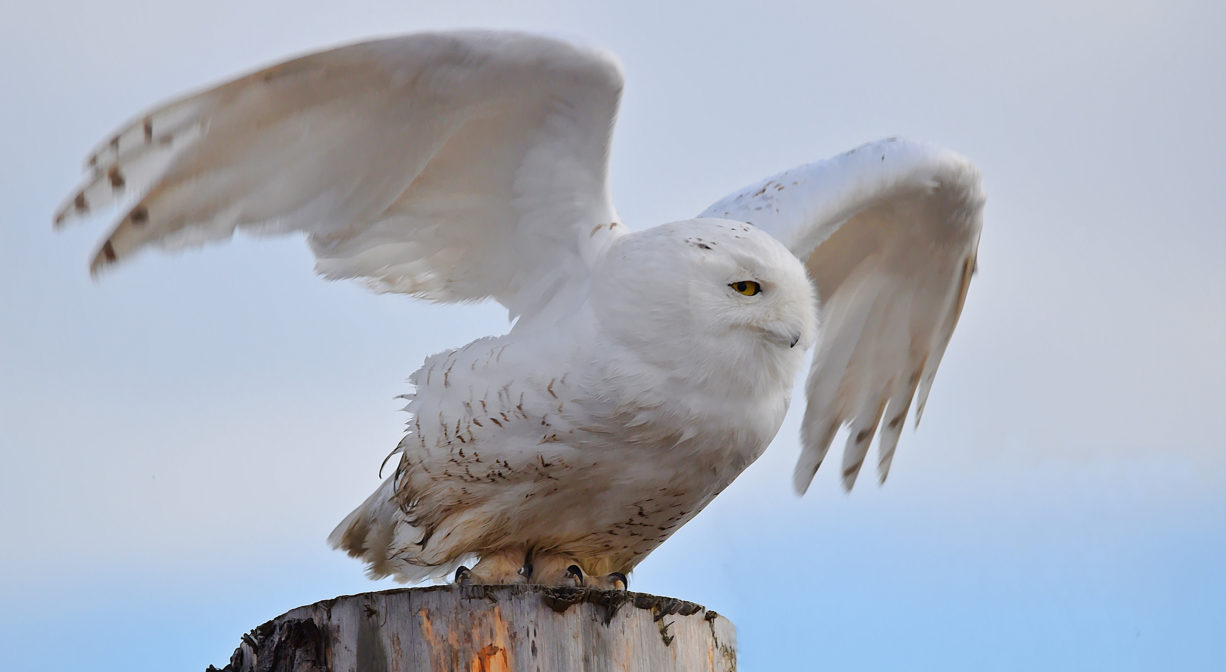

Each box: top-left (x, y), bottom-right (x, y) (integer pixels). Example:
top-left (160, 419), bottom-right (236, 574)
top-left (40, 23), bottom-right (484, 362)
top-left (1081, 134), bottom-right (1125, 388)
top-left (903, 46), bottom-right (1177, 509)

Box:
top-left (107, 166), bottom-right (125, 189)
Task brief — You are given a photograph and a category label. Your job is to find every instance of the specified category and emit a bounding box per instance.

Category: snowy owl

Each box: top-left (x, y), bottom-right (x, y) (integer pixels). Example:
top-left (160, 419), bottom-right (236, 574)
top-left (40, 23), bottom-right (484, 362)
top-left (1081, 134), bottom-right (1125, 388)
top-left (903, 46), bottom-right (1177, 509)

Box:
top-left (54, 31), bottom-right (984, 588)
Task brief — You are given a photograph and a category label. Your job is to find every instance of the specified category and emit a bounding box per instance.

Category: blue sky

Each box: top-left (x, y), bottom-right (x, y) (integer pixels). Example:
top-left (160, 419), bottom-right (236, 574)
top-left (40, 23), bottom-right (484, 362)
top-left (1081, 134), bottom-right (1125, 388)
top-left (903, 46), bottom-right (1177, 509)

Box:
top-left (2, 1), bottom-right (1223, 669)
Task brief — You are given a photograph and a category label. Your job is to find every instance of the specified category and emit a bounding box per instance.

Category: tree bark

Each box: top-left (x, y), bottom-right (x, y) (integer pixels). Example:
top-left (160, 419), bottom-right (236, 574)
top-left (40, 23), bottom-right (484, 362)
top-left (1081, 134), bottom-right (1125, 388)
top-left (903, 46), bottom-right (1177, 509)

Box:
top-left (206, 585), bottom-right (737, 672)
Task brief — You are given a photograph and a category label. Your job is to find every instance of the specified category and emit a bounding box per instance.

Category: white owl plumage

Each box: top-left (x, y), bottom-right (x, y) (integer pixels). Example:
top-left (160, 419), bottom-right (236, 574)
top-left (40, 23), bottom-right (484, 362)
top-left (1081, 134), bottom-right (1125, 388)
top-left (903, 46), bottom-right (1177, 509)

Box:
top-left (55, 31), bottom-right (984, 586)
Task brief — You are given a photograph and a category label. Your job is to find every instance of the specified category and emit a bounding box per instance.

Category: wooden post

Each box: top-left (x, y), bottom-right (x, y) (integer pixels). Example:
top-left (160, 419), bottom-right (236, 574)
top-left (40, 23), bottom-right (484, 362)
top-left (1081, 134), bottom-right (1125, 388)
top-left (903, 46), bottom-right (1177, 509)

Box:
top-left (206, 585), bottom-right (737, 671)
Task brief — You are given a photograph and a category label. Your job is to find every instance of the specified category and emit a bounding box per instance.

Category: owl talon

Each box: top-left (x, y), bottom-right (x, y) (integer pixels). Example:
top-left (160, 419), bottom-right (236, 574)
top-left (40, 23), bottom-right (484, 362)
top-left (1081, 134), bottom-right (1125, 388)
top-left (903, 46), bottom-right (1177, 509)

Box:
top-left (454, 565), bottom-right (472, 585)
top-left (518, 562), bottom-right (534, 579)
top-left (565, 564), bottom-right (585, 586)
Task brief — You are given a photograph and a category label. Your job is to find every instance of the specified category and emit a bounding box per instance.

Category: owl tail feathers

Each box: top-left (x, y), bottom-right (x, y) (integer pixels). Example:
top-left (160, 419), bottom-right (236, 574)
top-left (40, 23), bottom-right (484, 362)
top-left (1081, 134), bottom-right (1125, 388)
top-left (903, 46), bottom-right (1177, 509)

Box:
top-left (328, 477), bottom-right (462, 584)
top-left (328, 476), bottom-right (401, 578)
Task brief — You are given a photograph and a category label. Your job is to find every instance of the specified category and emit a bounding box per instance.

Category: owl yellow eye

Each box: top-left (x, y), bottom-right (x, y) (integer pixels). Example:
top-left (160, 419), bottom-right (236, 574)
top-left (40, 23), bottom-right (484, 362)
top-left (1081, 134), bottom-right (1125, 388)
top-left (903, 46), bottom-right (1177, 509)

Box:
top-left (730, 280), bottom-right (762, 296)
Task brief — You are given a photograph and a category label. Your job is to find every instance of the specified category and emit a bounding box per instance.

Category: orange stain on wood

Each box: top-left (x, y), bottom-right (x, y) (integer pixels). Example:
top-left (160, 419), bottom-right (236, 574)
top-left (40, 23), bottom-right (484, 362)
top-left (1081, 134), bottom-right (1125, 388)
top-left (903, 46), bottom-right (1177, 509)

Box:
top-left (469, 605), bottom-right (512, 672)
top-left (470, 644), bottom-right (509, 672)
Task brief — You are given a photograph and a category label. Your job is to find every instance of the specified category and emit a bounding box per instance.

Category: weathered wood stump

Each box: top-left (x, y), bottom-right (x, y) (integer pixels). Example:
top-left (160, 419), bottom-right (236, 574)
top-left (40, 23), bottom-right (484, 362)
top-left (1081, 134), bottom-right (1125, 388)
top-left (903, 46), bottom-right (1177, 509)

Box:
top-left (207, 585), bottom-right (737, 671)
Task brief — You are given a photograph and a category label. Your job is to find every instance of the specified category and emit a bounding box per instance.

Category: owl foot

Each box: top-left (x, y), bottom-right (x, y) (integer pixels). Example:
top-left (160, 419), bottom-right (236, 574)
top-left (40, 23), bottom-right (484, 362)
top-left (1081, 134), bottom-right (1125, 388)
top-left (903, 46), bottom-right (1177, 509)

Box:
top-left (601, 572), bottom-right (629, 590)
top-left (565, 565), bottom-right (585, 586)
top-left (454, 549), bottom-right (529, 585)
top-left (526, 554), bottom-right (586, 586)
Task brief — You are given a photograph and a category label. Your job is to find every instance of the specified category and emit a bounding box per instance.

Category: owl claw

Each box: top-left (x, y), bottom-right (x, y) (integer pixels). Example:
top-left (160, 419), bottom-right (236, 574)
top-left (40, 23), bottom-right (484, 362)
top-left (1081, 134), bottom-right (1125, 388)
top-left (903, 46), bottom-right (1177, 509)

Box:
top-left (454, 565), bottom-right (472, 585)
top-left (518, 562), bottom-right (534, 579)
top-left (565, 564), bottom-right (585, 586)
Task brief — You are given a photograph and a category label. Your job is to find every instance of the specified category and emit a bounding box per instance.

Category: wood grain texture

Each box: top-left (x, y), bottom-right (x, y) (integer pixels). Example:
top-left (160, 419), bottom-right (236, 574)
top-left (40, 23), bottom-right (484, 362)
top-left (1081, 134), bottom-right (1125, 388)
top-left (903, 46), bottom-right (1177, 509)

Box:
top-left (206, 585), bottom-right (737, 672)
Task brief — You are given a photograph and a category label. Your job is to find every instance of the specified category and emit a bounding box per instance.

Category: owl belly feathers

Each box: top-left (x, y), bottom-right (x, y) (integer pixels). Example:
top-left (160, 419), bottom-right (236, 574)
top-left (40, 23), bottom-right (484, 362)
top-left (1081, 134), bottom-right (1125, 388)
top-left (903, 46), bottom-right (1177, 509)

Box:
top-left (331, 318), bottom-right (795, 582)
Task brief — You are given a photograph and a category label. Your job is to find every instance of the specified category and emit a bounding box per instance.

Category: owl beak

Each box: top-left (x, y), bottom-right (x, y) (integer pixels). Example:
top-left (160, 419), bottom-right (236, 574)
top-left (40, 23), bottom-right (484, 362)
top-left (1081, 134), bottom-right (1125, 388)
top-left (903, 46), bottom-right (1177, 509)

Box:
top-left (764, 325), bottom-right (804, 349)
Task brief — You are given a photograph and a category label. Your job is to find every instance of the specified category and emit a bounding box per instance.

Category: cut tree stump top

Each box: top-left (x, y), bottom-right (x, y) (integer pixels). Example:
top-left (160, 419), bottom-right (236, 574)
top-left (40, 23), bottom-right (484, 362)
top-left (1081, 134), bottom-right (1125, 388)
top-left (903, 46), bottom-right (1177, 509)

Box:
top-left (208, 585), bottom-right (737, 672)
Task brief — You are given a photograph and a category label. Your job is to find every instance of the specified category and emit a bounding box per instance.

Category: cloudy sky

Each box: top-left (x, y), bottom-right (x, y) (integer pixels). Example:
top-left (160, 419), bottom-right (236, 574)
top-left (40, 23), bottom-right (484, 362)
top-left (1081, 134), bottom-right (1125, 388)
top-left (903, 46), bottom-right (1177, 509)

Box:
top-left (2, 1), bottom-right (1223, 669)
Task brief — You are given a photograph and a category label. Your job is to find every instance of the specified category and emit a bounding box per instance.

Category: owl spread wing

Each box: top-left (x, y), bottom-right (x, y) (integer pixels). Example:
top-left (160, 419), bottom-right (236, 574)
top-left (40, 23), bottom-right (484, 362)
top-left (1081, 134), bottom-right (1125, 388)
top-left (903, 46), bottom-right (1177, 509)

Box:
top-left (700, 138), bottom-right (985, 492)
top-left (54, 31), bottom-right (626, 320)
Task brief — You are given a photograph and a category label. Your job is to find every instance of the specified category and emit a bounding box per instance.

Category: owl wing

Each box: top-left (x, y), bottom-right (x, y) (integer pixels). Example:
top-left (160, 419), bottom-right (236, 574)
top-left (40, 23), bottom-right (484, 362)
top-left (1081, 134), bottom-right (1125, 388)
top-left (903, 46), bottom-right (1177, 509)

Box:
top-left (54, 31), bottom-right (625, 320)
top-left (700, 138), bottom-right (985, 492)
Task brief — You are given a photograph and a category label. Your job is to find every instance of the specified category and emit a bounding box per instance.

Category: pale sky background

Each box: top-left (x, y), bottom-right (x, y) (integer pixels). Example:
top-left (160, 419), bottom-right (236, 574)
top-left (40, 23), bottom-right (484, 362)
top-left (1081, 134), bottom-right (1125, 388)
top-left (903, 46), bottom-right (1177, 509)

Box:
top-left (2, 1), bottom-right (1224, 670)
